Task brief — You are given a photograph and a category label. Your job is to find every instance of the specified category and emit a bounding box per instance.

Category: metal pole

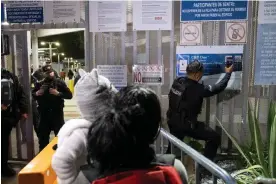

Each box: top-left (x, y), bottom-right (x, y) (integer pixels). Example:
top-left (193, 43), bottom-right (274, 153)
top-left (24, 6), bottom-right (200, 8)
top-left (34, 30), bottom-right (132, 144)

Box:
top-left (68, 58), bottom-right (70, 71)
top-left (92, 32), bottom-right (96, 68)
top-left (58, 54), bottom-right (60, 72)
top-left (49, 43), bottom-right (52, 63)
top-left (31, 30), bottom-right (39, 69)
top-left (109, 32), bottom-right (113, 64)
top-left (120, 32), bottom-right (125, 65)
top-left (20, 30), bottom-right (34, 160)
top-left (84, 1), bottom-right (91, 71)
top-left (10, 34), bottom-right (17, 75)
top-left (169, 2), bottom-right (175, 87)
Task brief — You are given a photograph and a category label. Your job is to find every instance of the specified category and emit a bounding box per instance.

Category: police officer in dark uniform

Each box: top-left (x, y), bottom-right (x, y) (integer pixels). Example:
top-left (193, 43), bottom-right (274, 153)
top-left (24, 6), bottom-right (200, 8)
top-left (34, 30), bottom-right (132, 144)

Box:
top-left (32, 62), bottom-right (59, 84)
top-left (166, 60), bottom-right (233, 161)
top-left (32, 65), bottom-right (72, 151)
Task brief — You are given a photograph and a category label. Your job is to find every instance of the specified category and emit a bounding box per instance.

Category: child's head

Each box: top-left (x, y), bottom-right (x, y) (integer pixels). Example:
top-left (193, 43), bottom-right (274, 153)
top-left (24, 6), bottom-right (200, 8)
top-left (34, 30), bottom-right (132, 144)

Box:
top-left (74, 68), bottom-right (117, 121)
top-left (87, 85), bottom-right (161, 172)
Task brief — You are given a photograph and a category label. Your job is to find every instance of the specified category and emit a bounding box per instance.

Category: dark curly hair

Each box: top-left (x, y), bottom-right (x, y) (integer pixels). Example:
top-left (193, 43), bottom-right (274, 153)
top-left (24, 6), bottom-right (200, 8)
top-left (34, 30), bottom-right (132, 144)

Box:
top-left (87, 85), bottom-right (161, 174)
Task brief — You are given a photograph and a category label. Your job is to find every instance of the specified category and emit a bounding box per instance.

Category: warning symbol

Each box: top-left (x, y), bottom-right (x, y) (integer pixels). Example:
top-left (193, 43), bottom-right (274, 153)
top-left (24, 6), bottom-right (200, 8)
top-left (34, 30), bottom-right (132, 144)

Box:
top-left (225, 21), bottom-right (247, 44)
top-left (180, 22), bottom-right (202, 46)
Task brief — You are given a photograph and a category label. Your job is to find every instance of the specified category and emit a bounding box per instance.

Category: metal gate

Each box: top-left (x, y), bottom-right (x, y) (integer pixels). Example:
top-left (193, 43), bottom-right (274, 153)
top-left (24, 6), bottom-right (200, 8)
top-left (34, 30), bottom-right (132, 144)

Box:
top-left (2, 1), bottom-right (275, 163)
top-left (87, 1), bottom-right (276, 152)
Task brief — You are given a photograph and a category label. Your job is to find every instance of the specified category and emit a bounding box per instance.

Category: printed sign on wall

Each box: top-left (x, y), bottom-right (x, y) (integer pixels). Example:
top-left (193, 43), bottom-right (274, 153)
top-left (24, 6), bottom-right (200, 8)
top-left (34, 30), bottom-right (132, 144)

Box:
top-left (176, 45), bottom-right (244, 90)
top-left (89, 1), bottom-right (127, 32)
top-left (180, 22), bottom-right (202, 45)
top-left (44, 1), bottom-right (81, 23)
top-left (133, 65), bottom-right (164, 86)
top-left (132, 1), bottom-right (172, 31)
top-left (97, 65), bottom-right (128, 87)
top-left (254, 1), bottom-right (276, 85)
top-left (180, 1), bottom-right (248, 22)
top-left (6, 1), bottom-right (44, 23)
top-left (225, 21), bottom-right (247, 44)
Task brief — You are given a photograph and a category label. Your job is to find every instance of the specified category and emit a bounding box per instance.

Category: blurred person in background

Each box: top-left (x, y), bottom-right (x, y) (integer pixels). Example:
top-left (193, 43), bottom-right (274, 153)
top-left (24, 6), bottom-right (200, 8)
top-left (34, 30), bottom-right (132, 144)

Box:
top-left (32, 61), bottom-right (59, 83)
top-left (60, 69), bottom-right (66, 81)
top-left (74, 69), bottom-right (81, 86)
top-left (67, 69), bottom-right (74, 80)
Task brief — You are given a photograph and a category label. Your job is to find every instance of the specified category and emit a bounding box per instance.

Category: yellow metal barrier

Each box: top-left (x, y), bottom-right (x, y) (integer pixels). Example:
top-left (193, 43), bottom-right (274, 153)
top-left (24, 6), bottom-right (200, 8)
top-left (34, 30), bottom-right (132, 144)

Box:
top-left (18, 138), bottom-right (58, 184)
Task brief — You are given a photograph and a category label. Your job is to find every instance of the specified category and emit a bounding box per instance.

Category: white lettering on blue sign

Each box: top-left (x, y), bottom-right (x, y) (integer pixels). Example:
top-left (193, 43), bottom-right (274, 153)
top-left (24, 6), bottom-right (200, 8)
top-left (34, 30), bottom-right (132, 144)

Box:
top-left (181, 1), bottom-right (248, 21)
top-left (6, 1), bottom-right (44, 23)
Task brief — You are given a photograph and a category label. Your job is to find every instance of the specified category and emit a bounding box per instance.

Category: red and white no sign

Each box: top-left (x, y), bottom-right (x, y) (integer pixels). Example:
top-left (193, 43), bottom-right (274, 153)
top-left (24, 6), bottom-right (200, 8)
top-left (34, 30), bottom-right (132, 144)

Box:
top-left (134, 72), bottom-right (142, 83)
top-left (133, 65), bottom-right (164, 86)
top-left (180, 22), bottom-right (202, 46)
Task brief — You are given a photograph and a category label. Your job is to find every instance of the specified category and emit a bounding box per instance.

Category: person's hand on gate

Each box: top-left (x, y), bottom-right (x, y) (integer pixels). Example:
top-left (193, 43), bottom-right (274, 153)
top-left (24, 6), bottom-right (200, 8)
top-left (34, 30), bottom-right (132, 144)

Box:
top-left (21, 113), bottom-right (28, 119)
top-left (36, 89), bottom-right (44, 96)
top-left (49, 88), bottom-right (60, 96)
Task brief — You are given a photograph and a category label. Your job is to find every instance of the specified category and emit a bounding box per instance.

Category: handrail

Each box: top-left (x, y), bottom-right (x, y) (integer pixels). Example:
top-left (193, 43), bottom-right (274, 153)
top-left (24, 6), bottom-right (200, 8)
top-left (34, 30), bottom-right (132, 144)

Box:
top-left (159, 128), bottom-right (236, 184)
top-left (254, 177), bottom-right (276, 184)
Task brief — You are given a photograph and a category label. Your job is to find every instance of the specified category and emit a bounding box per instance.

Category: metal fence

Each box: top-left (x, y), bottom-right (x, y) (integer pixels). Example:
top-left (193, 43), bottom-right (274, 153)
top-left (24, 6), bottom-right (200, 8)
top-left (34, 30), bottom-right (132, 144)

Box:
top-left (155, 128), bottom-right (237, 184)
top-left (1, 0), bottom-right (275, 168)
top-left (89, 1), bottom-right (275, 151)
top-left (2, 31), bottom-right (35, 163)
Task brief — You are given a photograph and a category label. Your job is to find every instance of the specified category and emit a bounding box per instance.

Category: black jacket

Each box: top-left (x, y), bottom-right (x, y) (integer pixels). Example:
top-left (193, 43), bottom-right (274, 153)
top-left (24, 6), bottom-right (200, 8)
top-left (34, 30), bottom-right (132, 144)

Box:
top-left (32, 78), bottom-right (72, 110)
top-left (168, 73), bottom-right (231, 123)
top-left (1, 69), bottom-right (28, 125)
top-left (74, 73), bottom-right (81, 86)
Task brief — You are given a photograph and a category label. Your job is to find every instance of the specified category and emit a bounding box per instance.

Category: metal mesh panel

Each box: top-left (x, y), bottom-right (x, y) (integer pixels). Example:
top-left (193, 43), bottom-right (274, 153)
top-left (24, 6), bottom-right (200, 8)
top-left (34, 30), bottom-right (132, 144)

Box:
top-left (89, 1), bottom-right (271, 151)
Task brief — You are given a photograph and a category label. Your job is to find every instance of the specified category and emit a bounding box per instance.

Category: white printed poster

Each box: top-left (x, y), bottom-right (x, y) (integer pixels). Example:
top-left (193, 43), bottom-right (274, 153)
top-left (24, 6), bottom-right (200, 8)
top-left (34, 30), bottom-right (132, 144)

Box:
top-left (133, 65), bottom-right (164, 86)
top-left (258, 1), bottom-right (276, 24)
top-left (132, 1), bottom-right (172, 31)
top-left (44, 1), bottom-right (80, 23)
top-left (97, 65), bottom-right (127, 87)
top-left (89, 1), bottom-right (127, 32)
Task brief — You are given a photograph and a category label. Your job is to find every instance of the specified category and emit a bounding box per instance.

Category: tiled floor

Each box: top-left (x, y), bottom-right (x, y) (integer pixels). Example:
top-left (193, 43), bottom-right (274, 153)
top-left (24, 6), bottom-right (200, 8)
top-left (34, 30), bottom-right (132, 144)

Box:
top-left (1, 98), bottom-right (80, 184)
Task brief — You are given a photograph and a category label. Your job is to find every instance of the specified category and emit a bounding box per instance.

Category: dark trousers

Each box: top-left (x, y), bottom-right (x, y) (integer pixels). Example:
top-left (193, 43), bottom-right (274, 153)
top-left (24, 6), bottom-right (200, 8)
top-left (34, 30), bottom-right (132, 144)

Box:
top-left (32, 101), bottom-right (40, 136)
top-left (1, 122), bottom-right (13, 169)
top-left (37, 108), bottom-right (64, 151)
top-left (167, 121), bottom-right (221, 161)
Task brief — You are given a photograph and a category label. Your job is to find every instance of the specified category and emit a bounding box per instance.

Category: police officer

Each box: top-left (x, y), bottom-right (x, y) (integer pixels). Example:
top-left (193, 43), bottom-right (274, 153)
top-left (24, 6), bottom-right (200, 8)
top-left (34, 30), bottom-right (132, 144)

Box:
top-left (32, 65), bottom-right (72, 151)
top-left (32, 61), bottom-right (59, 84)
top-left (1, 68), bottom-right (28, 177)
top-left (166, 60), bottom-right (233, 161)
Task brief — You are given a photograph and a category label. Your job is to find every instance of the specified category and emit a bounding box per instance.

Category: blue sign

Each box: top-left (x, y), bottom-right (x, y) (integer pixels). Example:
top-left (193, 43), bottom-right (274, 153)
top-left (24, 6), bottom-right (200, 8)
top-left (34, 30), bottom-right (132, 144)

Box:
top-left (180, 1), bottom-right (248, 21)
top-left (254, 24), bottom-right (276, 85)
top-left (176, 54), bottom-right (243, 77)
top-left (1, 3), bottom-right (4, 22)
top-left (6, 1), bottom-right (44, 23)
top-left (176, 45), bottom-right (244, 90)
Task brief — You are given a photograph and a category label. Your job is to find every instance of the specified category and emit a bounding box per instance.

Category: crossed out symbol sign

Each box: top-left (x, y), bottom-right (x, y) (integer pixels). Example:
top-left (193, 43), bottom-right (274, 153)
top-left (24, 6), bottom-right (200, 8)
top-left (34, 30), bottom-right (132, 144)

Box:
top-left (227, 23), bottom-right (245, 41)
top-left (183, 25), bottom-right (199, 41)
